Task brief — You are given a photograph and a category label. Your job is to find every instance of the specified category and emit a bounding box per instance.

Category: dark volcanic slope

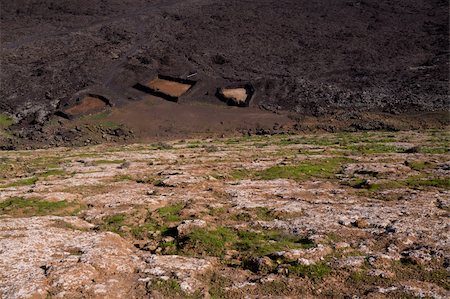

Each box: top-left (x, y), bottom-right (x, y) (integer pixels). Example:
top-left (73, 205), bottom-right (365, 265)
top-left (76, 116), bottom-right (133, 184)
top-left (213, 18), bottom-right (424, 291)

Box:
top-left (1, 0), bottom-right (448, 126)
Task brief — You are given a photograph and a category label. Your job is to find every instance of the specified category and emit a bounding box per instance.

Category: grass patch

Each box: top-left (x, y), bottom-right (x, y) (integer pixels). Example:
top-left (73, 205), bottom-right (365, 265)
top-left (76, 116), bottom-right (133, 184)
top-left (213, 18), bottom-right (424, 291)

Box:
top-left (40, 169), bottom-right (67, 178)
top-left (80, 112), bottom-right (120, 129)
top-left (180, 227), bottom-right (314, 259)
top-left (123, 203), bottom-right (189, 239)
top-left (58, 184), bottom-right (115, 197)
top-left (113, 174), bottom-right (134, 182)
top-left (0, 114), bottom-right (14, 128)
top-left (208, 272), bottom-right (232, 299)
top-left (288, 262), bottom-right (332, 281)
top-left (236, 230), bottom-right (314, 258)
top-left (405, 160), bottom-right (436, 171)
top-left (354, 170), bottom-right (380, 178)
top-left (347, 269), bottom-right (389, 288)
top-left (154, 142), bottom-right (174, 150)
top-left (257, 158), bottom-right (348, 180)
top-left (345, 143), bottom-right (405, 154)
top-left (29, 156), bottom-right (63, 170)
top-left (157, 202), bottom-right (186, 222)
top-left (347, 178), bottom-right (381, 191)
top-left (149, 279), bottom-right (201, 298)
top-left (393, 261), bottom-right (450, 290)
top-left (230, 168), bottom-right (253, 180)
top-left (184, 227), bottom-right (238, 257)
top-left (0, 197), bottom-right (84, 217)
top-left (187, 144), bottom-right (201, 149)
top-left (405, 176), bottom-right (450, 189)
top-left (136, 175), bottom-right (155, 184)
top-left (419, 147), bottom-right (448, 154)
top-left (51, 219), bottom-right (89, 231)
top-left (277, 137), bottom-right (336, 146)
top-left (232, 158), bottom-right (349, 181)
top-left (102, 213), bottom-right (126, 234)
top-left (233, 207), bottom-right (302, 221)
top-left (0, 176), bottom-right (38, 188)
top-left (348, 259), bottom-right (449, 291)
top-left (93, 159), bottom-right (125, 165)
top-left (73, 153), bottom-right (99, 158)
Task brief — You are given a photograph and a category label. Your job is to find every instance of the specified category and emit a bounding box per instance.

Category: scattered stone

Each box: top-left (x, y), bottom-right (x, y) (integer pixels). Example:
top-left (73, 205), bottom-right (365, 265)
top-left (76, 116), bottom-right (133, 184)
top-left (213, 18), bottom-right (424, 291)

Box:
top-left (336, 256), bottom-right (365, 268)
top-left (142, 255), bottom-right (214, 294)
top-left (385, 225), bottom-right (397, 234)
top-left (296, 258), bottom-right (315, 266)
top-left (146, 190), bottom-right (156, 196)
top-left (334, 242), bottom-right (350, 250)
top-left (0, 216), bottom-right (144, 298)
top-left (177, 220), bottom-right (207, 237)
top-left (353, 218), bottom-right (369, 229)
top-left (269, 245), bottom-right (332, 263)
top-left (368, 254), bottom-right (396, 268)
top-left (245, 257), bottom-right (274, 273)
top-left (162, 236), bottom-right (175, 243)
top-left (118, 161), bottom-right (131, 169)
top-left (367, 269), bottom-right (395, 279)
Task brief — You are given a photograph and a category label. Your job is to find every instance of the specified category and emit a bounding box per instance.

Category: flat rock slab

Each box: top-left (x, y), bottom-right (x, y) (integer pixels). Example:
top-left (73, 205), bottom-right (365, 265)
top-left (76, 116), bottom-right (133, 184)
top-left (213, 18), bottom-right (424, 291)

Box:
top-left (143, 255), bottom-right (214, 294)
top-left (0, 216), bottom-right (143, 299)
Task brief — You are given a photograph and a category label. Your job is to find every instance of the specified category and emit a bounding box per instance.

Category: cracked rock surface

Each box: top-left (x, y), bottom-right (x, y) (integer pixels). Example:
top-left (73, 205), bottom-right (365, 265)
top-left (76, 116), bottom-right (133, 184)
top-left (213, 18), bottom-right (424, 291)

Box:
top-left (0, 130), bottom-right (449, 298)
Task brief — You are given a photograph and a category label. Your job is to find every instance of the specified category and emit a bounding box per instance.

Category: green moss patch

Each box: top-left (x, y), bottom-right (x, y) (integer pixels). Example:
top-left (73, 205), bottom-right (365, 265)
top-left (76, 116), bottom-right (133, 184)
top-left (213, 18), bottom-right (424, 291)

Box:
top-left (346, 178), bottom-right (381, 192)
top-left (93, 159), bottom-right (125, 165)
top-left (40, 169), bottom-right (67, 178)
top-left (180, 227), bottom-right (314, 259)
top-left (288, 262), bottom-right (332, 281)
top-left (0, 114), bottom-right (14, 128)
top-left (0, 176), bottom-right (38, 188)
top-left (232, 158), bottom-right (349, 181)
top-left (149, 279), bottom-right (201, 298)
top-left (157, 202), bottom-right (186, 222)
top-left (0, 197), bottom-right (84, 217)
top-left (345, 143), bottom-right (406, 154)
top-left (405, 176), bottom-right (450, 190)
top-left (102, 213), bottom-right (127, 234)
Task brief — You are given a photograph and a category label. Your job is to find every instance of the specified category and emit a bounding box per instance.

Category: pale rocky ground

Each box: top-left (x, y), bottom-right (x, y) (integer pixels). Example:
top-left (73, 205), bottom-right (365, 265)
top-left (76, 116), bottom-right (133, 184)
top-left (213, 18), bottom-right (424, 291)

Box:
top-left (0, 130), bottom-right (449, 298)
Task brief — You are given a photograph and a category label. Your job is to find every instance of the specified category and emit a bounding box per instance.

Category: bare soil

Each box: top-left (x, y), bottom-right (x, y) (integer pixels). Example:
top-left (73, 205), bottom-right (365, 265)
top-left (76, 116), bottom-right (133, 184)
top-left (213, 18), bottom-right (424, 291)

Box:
top-left (147, 78), bottom-right (192, 98)
top-left (64, 96), bottom-right (108, 117)
top-left (221, 88), bottom-right (247, 104)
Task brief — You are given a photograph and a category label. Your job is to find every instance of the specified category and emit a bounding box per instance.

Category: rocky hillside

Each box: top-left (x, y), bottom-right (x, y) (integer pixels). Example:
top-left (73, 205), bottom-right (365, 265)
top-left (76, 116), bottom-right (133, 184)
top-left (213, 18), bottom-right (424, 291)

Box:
top-left (1, 0), bottom-right (448, 142)
top-left (0, 130), bottom-right (449, 298)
